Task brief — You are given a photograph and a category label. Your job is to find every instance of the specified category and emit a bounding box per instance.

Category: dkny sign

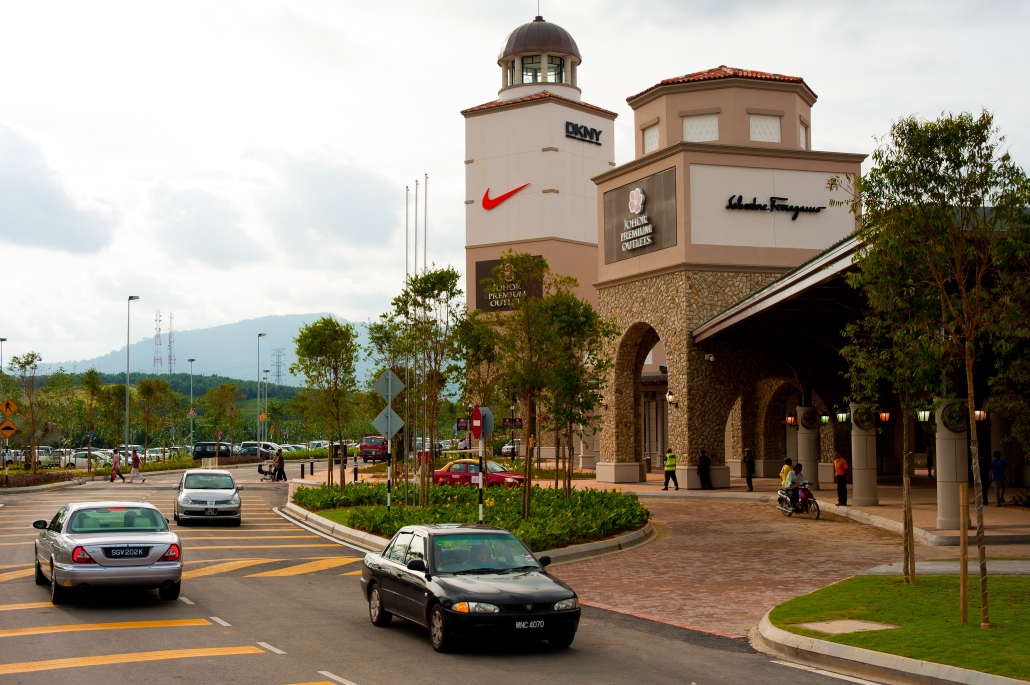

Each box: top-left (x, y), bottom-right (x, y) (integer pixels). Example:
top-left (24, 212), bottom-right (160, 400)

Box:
top-left (566, 121), bottom-right (602, 145)
top-left (726, 195), bottom-right (826, 221)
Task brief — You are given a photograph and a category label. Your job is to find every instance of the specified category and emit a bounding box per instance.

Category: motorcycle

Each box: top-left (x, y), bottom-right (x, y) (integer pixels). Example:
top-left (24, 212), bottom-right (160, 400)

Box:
top-left (777, 484), bottom-right (820, 519)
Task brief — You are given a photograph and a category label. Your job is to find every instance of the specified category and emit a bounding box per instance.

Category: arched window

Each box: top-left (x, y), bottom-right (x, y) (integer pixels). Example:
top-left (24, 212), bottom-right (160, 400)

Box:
top-left (547, 56), bottom-right (564, 83)
top-left (522, 55), bottom-right (541, 83)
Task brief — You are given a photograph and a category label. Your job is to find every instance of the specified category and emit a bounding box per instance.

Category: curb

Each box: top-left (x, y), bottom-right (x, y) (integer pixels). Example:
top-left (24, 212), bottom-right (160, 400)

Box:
top-left (754, 611), bottom-right (1027, 685)
top-left (627, 489), bottom-right (772, 503)
top-left (0, 478), bottom-right (86, 494)
top-left (279, 502), bottom-right (656, 564)
top-left (820, 503), bottom-right (1030, 546)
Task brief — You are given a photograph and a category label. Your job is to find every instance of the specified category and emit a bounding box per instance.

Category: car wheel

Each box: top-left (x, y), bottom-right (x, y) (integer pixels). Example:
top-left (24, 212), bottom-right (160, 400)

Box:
top-left (808, 500), bottom-right (820, 520)
top-left (176, 517), bottom-right (187, 527)
top-left (50, 563), bottom-right (69, 605)
top-left (231, 518), bottom-right (241, 527)
top-left (429, 604), bottom-right (450, 652)
top-left (159, 581), bottom-right (181, 601)
top-left (34, 560), bottom-right (47, 586)
top-left (363, 458), bottom-right (368, 463)
top-left (549, 634), bottom-right (575, 649)
top-left (368, 584), bottom-right (392, 627)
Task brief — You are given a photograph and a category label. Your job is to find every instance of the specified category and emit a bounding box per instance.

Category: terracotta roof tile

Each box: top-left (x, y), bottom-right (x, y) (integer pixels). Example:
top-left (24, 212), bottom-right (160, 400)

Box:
top-left (461, 90), bottom-right (617, 118)
top-left (627, 65), bottom-right (814, 103)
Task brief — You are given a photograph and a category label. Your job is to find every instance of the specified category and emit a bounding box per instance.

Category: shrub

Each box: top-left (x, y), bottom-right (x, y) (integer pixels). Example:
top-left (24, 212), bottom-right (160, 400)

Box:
top-left (291, 482), bottom-right (651, 552)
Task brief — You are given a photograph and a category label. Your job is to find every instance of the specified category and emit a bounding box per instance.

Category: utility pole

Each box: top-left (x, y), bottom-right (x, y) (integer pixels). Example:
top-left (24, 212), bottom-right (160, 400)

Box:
top-left (188, 358), bottom-right (196, 449)
top-left (126, 296), bottom-right (140, 457)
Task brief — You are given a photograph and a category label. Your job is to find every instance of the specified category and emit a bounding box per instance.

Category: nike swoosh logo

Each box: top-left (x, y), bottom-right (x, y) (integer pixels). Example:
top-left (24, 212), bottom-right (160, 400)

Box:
top-left (482, 183), bottom-right (530, 210)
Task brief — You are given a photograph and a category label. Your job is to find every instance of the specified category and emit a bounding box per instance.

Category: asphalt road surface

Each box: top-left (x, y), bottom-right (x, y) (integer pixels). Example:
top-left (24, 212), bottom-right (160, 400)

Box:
top-left (0, 480), bottom-right (869, 685)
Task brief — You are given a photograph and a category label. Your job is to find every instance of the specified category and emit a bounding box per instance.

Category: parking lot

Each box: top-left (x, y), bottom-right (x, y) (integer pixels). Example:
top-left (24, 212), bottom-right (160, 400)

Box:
top-left (0, 481), bottom-right (851, 685)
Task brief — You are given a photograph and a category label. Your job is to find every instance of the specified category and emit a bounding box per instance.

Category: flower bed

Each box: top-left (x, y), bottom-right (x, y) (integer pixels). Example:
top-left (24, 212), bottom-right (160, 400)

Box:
top-left (292, 482), bottom-right (651, 552)
top-left (1, 470), bottom-right (82, 488)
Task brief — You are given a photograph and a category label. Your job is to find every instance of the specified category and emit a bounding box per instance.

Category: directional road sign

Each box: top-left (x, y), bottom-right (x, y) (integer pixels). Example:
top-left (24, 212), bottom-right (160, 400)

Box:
top-left (187, 409), bottom-right (197, 418)
top-left (0, 398), bottom-right (16, 417)
top-left (372, 406), bottom-right (403, 440)
top-left (373, 368), bottom-right (405, 403)
top-left (0, 419), bottom-right (17, 439)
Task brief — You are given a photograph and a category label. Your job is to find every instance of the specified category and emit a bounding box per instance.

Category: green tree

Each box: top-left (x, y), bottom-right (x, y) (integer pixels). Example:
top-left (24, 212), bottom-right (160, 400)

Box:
top-left (451, 308), bottom-right (503, 412)
top-left (201, 383), bottom-right (244, 462)
top-left (291, 317), bottom-right (360, 487)
top-left (41, 368), bottom-right (77, 454)
top-left (80, 368), bottom-right (104, 472)
top-left (10, 352), bottom-right (44, 473)
top-left (136, 377), bottom-right (176, 458)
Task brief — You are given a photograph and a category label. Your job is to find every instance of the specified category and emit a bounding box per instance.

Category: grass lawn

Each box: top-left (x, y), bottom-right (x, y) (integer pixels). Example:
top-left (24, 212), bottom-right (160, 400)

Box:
top-left (770, 575), bottom-right (1030, 680)
top-left (317, 508), bottom-right (352, 528)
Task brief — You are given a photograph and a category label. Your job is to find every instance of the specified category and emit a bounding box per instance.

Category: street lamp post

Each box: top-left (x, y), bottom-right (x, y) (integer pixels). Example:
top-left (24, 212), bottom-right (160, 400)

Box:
top-left (257, 333), bottom-right (266, 454)
top-left (125, 296), bottom-right (140, 458)
top-left (262, 370), bottom-right (270, 443)
top-left (188, 358), bottom-right (196, 449)
top-left (0, 338), bottom-right (7, 370)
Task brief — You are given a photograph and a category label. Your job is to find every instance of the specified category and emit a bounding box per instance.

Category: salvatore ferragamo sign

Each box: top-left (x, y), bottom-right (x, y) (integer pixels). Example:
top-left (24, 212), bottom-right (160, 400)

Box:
top-left (725, 194), bottom-right (826, 220)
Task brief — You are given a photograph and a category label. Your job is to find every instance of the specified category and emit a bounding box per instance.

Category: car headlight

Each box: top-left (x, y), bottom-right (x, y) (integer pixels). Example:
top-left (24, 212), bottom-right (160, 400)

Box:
top-left (453, 601), bottom-right (500, 614)
top-left (179, 495), bottom-right (195, 505)
top-left (229, 492), bottom-right (240, 505)
top-left (554, 597), bottom-right (579, 611)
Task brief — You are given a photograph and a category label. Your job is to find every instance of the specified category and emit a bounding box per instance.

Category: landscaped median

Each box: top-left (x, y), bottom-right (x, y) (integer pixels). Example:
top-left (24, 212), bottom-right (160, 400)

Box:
top-left (765, 575), bottom-right (1030, 682)
top-left (290, 482), bottom-right (651, 553)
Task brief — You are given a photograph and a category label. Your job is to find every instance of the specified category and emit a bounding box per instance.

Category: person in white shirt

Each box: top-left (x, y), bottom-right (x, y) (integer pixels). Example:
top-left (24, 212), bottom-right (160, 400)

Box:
top-left (785, 463), bottom-right (809, 507)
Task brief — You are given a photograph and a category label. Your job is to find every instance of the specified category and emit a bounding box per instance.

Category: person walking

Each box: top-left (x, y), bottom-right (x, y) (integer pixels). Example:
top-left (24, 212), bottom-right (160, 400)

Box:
top-left (128, 448), bottom-right (145, 484)
top-left (779, 458), bottom-right (793, 487)
top-left (274, 449), bottom-right (287, 482)
top-left (989, 451), bottom-right (1008, 506)
top-left (924, 442), bottom-right (935, 477)
top-left (111, 450), bottom-right (126, 483)
top-left (661, 447), bottom-right (679, 491)
top-left (833, 450), bottom-right (848, 506)
top-left (743, 448), bottom-right (756, 492)
top-left (697, 449), bottom-right (713, 490)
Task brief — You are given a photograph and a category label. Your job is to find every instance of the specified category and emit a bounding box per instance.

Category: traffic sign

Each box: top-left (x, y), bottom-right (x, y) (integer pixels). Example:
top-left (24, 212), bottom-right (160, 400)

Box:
top-left (479, 407), bottom-right (495, 439)
top-left (0, 419), bottom-right (17, 438)
top-left (217, 430), bottom-right (223, 438)
top-left (372, 406), bottom-right (403, 440)
top-left (259, 413), bottom-right (269, 421)
top-left (0, 398), bottom-right (16, 417)
top-left (471, 407), bottom-right (482, 439)
top-left (373, 368), bottom-right (405, 403)
top-left (187, 409), bottom-right (197, 418)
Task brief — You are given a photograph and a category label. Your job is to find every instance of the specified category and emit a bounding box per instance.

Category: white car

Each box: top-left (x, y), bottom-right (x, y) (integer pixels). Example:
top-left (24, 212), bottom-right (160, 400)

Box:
top-left (173, 469), bottom-right (242, 527)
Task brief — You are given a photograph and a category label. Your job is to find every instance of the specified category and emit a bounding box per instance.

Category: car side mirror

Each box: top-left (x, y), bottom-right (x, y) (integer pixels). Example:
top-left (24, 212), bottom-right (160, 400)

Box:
top-left (406, 559), bottom-right (427, 573)
top-left (32, 520), bottom-right (47, 529)
top-left (165, 518), bottom-right (170, 523)
top-left (538, 555), bottom-right (551, 568)
top-left (175, 484), bottom-right (180, 490)
top-left (236, 485), bottom-right (243, 490)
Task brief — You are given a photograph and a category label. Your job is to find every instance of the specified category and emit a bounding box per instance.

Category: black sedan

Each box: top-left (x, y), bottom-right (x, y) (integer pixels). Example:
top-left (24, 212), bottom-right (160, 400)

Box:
top-left (360, 524), bottom-right (580, 652)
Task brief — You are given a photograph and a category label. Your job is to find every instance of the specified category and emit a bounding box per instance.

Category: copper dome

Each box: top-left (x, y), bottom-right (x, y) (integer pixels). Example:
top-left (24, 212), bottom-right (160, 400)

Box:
top-left (498, 16), bottom-right (581, 63)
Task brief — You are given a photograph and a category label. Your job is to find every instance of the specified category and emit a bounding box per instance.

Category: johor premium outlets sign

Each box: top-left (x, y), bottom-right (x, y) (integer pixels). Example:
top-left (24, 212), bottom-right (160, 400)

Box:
top-left (603, 167), bottom-right (677, 264)
top-left (474, 257), bottom-right (544, 312)
top-left (566, 121), bottom-right (603, 145)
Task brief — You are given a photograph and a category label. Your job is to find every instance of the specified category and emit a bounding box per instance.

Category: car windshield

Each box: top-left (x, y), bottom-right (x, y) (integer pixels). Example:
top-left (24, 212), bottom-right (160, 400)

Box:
top-left (184, 474), bottom-right (235, 490)
top-left (68, 507), bottom-right (168, 533)
top-left (432, 533), bottom-right (540, 574)
top-left (362, 438), bottom-right (385, 446)
top-left (486, 461), bottom-right (509, 473)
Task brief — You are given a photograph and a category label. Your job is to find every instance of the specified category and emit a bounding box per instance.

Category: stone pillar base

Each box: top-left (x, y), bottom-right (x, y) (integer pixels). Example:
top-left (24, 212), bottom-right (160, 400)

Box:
top-left (755, 459), bottom-right (782, 478)
top-left (678, 465), bottom-right (730, 489)
top-left (596, 461), bottom-right (641, 483)
top-left (817, 463), bottom-right (834, 490)
top-left (576, 455), bottom-right (596, 470)
top-left (726, 459), bottom-right (743, 477)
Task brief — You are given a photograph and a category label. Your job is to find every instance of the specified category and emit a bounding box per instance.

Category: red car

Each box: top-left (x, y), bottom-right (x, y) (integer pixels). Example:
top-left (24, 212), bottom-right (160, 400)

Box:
top-left (359, 436), bottom-right (389, 463)
top-left (433, 459), bottom-right (525, 488)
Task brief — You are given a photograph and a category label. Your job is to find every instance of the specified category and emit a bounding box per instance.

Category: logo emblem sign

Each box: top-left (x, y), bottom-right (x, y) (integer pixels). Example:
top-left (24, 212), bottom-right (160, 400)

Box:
top-left (482, 183), bottom-right (530, 211)
top-left (628, 188), bottom-right (645, 215)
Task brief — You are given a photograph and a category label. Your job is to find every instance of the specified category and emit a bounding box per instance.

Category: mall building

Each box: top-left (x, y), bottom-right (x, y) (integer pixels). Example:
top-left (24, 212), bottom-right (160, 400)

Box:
top-left (463, 16), bottom-right (1025, 526)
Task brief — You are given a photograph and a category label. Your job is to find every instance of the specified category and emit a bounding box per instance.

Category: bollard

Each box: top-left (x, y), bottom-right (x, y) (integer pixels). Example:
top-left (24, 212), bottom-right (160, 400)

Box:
top-left (310, 460), bottom-right (315, 474)
top-left (301, 463), bottom-right (305, 479)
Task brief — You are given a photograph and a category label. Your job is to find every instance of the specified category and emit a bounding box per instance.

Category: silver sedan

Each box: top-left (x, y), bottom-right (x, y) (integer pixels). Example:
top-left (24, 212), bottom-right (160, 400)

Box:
top-left (173, 469), bottom-right (243, 526)
top-left (33, 502), bottom-right (183, 604)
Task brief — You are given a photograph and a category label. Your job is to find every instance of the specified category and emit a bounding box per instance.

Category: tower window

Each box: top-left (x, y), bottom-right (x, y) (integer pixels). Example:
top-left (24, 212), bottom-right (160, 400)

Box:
top-left (750, 114), bottom-right (781, 143)
top-left (683, 114), bottom-right (718, 142)
top-left (643, 124), bottom-right (659, 154)
top-left (547, 56), bottom-right (564, 83)
top-left (507, 60), bottom-right (516, 86)
top-left (522, 55), bottom-right (541, 83)
top-left (799, 123), bottom-right (809, 150)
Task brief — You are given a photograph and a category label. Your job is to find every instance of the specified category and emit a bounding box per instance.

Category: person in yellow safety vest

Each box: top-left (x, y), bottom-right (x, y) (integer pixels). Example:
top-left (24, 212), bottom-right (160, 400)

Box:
top-left (661, 447), bottom-right (679, 491)
top-left (779, 457), bottom-right (794, 487)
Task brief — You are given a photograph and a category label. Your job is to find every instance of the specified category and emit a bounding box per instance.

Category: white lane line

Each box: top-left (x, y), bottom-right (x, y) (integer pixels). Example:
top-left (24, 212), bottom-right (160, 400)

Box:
top-left (271, 507), bottom-right (376, 553)
top-left (210, 616), bottom-right (232, 627)
top-left (771, 660), bottom-right (885, 684)
top-left (257, 641), bottom-right (286, 654)
top-left (318, 671), bottom-right (358, 685)
top-left (178, 596), bottom-right (194, 605)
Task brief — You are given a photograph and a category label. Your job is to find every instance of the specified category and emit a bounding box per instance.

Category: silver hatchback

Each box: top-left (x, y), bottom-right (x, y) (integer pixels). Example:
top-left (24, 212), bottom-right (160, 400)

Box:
top-left (33, 502), bottom-right (183, 604)
top-left (173, 469), bottom-right (242, 526)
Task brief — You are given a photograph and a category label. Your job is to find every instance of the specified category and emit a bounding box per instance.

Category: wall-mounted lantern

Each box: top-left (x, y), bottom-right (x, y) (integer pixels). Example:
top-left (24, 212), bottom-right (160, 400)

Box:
top-left (665, 390), bottom-right (679, 409)
top-left (916, 409), bottom-right (931, 422)
top-left (820, 413), bottom-right (830, 425)
top-left (836, 411), bottom-right (849, 423)
top-left (597, 393), bottom-right (608, 411)
top-left (878, 411), bottom-right (891, 422)
top-left (704, 354), bottom-right (715, 362)
top-left (785, 413), bottom-right (797, 428)
top-left (974, 409), bottom-right (988, 422)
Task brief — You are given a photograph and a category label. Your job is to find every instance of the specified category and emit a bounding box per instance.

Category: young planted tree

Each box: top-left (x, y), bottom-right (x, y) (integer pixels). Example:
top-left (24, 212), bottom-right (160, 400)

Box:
top-left (452, 308), bottom-right (503, 412)
top-left (10, 353), bottom-right (44, 473)
top-left (291, 317), bottom-right (360, 488)
top-left (839, 110), bottom-right (1030, 627)
top-left (201, 383), bottom-right (244, 462)
top-left (80, 368), bottom-right (104, 472)
top-left (42, 368), bottom-right (77, 457)
top-left (136, 377), bottom-right (176, 458)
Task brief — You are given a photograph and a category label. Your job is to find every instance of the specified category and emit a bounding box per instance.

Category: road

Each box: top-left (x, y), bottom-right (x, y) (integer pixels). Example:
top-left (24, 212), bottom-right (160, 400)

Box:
top-left (0, 480), bottom-right (869, 685)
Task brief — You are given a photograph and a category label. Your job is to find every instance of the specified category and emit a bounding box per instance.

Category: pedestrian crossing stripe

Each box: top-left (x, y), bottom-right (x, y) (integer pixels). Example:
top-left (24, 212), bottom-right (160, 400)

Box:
top-left (178, 535), bottom-right (318, 541)
top-left (246, 557), bottom-right (362, 577)
top-left (185, 544), bottom-right (338, 550)
top-left (0, 618), bottom-right (211, 639)
top-left (0, 602), bottom-right (52, 612)
top-left (340, 571), bottom-right (362, 576)
top-left (181, 559), bottom-right (285, 580)
top-left (0, 646), bottom-right (264, 675)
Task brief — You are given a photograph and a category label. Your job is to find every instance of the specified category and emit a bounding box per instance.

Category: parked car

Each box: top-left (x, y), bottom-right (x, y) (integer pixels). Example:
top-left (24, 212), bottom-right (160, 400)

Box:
top-left (433, 460), bottom-right (525, 488)
top-left (239, 441), bottom-right (281, 458)
top-left (500, 440), bottom-right (522, 458)
top-left (191, 442), bottom-right (234, 459)
top-left (308, 440), bottom-right (330, 449)
top-left (360, 524), bottom-right (579, 651)
top-left (358, 436), bottom-right (389, 463)
top-left (173, 469), bottom-right (242, 527)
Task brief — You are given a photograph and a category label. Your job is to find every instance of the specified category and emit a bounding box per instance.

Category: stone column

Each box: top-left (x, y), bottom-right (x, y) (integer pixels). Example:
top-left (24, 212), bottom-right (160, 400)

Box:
top-left (796, 407), bottom-right (820, 489)
top-left (515, 56), bottom-right (523, 84)
top-left (936, 399), bottom-right (969, 530)
top-left (501, 61), bottom-right (509, 88)
top-left (850, 403), bottom-right (878, 506)
top-left (540, 53), bottom-right (548, 83)
top-left (570, 60), bottom-right (577, 87)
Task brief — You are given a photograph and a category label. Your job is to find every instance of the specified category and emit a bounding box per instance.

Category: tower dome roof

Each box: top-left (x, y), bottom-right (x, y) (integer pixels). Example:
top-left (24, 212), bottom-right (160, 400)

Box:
top-left (498, 16), bottom-right (581, 63)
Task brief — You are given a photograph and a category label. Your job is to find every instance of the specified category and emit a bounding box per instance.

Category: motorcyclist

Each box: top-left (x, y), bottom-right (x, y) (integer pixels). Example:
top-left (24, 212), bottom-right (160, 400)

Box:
top-left (784, 462), bottom-right (810, 509)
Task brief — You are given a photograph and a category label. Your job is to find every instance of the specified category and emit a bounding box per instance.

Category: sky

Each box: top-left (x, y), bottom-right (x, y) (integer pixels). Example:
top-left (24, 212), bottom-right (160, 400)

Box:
top-left (1, 0), bottom-right (1027, 367)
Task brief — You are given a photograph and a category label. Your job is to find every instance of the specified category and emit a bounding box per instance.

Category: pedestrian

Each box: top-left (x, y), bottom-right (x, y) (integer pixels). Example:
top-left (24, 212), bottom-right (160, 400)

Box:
top-left (661, 447), bottom-right (679, 491)
top-left (833, 450), bottom-right (848, 506)
top-left (742, 448), bottom-right (756, 492)
top-left (128, 448), bottom-right (145, 484)
top-left (989, 451), bottom-right (1008, 506)
top-left (274, 449), bottom-right (286, 482)
top-left (779, 458), bottom-right (793, 487)
top-left (111, 450), bottom-right (126, 483)
top-left (924, 442), bottom-right (935, 477)
top-left (697, 449), bottom-right (713, 490)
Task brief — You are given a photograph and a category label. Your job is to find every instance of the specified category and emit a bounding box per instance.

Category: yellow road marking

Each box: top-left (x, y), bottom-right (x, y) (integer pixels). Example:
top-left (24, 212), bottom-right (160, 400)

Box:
top-left (246, 557), bottom-right (362, 577)
top-left (0, 601), bottom-right (52, 612)
top-left (180, 535), bottom-right (316, 541)
top-left (284, 682), bottom-right (337, 685)
top-left (185, 544), bottom-right (338, 550)
top-left (0, 645), bottom-right (264, 675)
top-left (182, 559), bottom-right (284, 579)
top-left (0, 563), bottom-right (31, 570)
top-left (340, 570), bottom-right (362, 576)
top-left (0, 569), bottom-right (34, 583)
top-left (0, 618), bottom-right (211, 639)
top-left (175, 528), bottom-right (295, 533)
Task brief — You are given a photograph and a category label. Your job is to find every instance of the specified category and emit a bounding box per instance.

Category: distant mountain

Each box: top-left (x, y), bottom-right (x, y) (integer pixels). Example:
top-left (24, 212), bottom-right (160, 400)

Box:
top-left (53, 313), bottom-right (375, 384)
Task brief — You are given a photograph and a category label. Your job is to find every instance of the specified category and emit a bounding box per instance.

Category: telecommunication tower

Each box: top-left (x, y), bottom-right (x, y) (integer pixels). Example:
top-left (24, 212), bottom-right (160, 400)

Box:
top-left (167, 312), bottom-right (176, 375)
top-left (272, 348), bottom-right (286, 388)
top-left (153, 311), bottom-right (163, 373)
